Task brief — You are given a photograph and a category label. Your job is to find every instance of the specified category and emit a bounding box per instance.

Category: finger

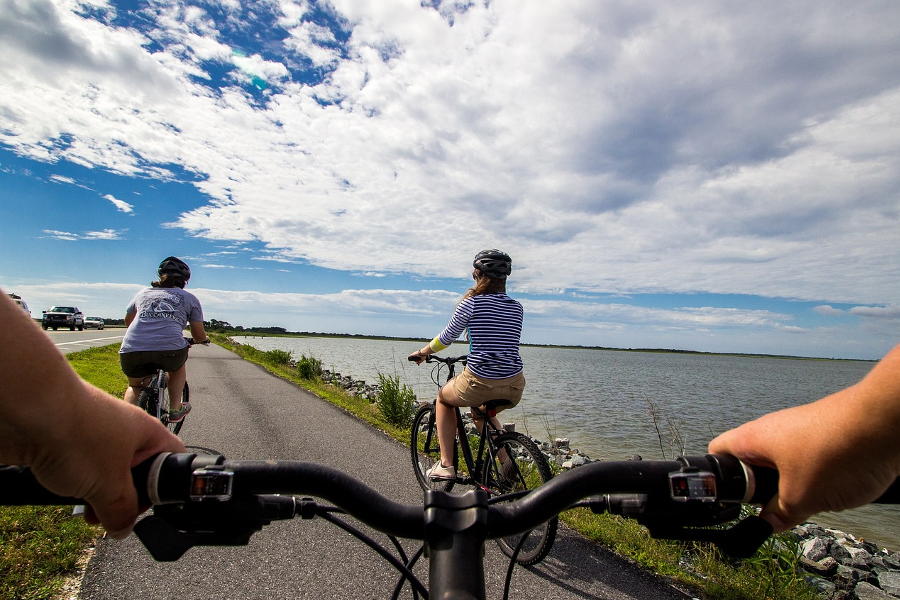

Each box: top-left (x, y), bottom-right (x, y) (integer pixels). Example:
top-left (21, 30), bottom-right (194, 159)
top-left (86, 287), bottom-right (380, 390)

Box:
top-left (759, 494), bottom-right (794, 532)
top-left (87, 484), bottom-right (140, 539)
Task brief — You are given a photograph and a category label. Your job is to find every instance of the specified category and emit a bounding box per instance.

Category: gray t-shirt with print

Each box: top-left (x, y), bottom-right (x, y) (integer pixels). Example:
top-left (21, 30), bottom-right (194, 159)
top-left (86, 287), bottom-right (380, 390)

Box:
top-left (120, 287), bottom-right (204, 353)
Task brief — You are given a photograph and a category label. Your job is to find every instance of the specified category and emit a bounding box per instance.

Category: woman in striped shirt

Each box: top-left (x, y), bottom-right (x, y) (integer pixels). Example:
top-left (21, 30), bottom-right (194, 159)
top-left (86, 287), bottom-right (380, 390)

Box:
top-left (408, 249), bottom-right (525, 480)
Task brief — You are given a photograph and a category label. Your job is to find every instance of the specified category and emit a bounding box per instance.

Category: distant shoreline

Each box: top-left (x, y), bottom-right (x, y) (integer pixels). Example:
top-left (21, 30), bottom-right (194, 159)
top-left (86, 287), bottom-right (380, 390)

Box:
top-left (220, 329), bottom-right (874, 362)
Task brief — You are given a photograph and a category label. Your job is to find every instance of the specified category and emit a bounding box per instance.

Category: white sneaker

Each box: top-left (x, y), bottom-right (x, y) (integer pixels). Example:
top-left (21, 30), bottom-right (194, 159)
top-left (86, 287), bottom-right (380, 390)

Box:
top-left (426, 462), bottom-right (456, 480)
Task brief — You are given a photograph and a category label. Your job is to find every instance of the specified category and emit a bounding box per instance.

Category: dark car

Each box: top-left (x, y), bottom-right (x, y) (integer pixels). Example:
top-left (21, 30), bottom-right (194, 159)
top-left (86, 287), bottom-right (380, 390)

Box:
top-left (42, 306), bottom-right (84, 331)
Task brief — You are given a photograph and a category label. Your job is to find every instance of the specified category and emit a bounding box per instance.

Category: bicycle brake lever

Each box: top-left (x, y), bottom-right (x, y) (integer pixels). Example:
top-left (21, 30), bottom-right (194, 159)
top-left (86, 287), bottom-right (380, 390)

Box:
top-left (642, 515), bottom-right (773, 559)
top-left (134, 514), bottom-right (257, 561)
top-left (134, 495), bottom-right (298, 561)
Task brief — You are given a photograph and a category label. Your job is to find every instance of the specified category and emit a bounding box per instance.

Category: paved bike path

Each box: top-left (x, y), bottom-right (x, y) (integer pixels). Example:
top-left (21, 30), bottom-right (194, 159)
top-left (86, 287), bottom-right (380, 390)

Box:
top-left (78, 343), bottom-right (690, 600)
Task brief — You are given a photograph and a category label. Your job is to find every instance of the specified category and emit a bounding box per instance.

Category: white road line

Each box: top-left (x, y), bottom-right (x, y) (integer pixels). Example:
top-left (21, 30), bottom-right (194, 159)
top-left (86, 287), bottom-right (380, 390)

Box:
top-left (55, 335), bottom-right (124, 347)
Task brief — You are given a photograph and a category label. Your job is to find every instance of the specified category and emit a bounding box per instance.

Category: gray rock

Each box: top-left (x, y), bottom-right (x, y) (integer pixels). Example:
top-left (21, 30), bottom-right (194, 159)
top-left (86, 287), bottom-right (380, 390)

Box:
top-left (837, 565), bottom-right (876, 586)
top-left (805, 575), bottom-right (836, 595)
top-left (853, 582), bottom-right (893, 600)
top-left (834, 543), bottom-right (854, 564)
top-left (568, 454), bottom-right (587, 467)
top-left (847, 546), bottom-right (875, 570)
top-left (800, 555), bottom-right (838, 577)
top-left (803, 537), bottom-right (832, 562)
top-left (877, 571), bottom-right (900, 597)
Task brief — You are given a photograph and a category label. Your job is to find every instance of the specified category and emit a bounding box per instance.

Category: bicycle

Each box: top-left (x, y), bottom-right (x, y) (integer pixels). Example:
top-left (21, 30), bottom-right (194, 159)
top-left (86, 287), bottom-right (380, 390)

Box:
top-left (136, 337), bottom-right (207, 435)
top-left (409, 354), bottom-right (557, 565)
top-left (4, 452), bottom-right (898, 600)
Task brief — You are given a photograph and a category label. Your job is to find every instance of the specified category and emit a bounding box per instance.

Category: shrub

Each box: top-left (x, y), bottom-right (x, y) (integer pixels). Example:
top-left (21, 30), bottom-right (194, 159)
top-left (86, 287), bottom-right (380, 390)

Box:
top-left (376, 373), bottom-right (417, 427)
top-left (264, 348), bottom-right (293, 365)
top-left (297, 354), bottom-right (323, 380)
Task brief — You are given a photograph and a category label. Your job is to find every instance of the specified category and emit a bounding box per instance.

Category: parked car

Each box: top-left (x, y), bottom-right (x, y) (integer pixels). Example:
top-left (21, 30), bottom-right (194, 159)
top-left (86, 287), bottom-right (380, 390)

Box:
top-left (84, 316), bottom-right (105, 330)
top-left (42, 306), bottom-right (84, 331)
top-left (7, 293), bottom-right (30, 316)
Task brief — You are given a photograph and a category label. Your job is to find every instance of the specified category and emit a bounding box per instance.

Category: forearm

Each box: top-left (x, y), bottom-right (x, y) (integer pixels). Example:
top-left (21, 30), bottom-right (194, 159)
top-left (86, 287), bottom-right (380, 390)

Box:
top-left (0, 293), bottom-right (83, 465)
top-left (827, 344), bottom-right (900, 471)
top-left (189, 321), bottom-right (208, 343)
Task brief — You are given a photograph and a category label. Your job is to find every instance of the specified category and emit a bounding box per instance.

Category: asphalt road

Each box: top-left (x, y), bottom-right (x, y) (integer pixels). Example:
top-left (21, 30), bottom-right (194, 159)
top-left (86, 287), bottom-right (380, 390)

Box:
top-left (42, 327), bottom-right (126, 355)
top-left (78, 343), bottom-right (691, 600)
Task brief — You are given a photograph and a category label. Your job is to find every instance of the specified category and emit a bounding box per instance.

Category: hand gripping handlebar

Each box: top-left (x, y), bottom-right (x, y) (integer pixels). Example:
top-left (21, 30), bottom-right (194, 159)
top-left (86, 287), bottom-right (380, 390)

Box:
top-left (1, 453), bottom-right (898, 563)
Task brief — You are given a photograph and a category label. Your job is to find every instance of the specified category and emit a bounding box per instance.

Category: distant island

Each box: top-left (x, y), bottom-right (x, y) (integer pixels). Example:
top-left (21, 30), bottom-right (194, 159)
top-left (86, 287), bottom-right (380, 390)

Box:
top-left (205, 319), bottom-right (873, 362)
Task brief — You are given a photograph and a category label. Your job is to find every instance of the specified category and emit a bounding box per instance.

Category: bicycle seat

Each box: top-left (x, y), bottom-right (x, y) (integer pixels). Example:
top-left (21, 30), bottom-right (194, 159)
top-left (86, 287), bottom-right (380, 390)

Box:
top-left (472, 399), bottom-right (512, 418)
top-left (483, 399), bottom-right (512, 410)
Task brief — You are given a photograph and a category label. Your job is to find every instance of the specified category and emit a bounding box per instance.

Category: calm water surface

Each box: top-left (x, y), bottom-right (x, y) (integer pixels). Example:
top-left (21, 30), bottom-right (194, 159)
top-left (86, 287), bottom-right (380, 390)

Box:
top-left (241, 336), bottom-right (898, 550)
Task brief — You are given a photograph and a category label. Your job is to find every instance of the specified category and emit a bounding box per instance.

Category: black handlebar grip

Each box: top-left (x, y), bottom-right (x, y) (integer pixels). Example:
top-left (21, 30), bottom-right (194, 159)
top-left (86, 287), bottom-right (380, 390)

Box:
top-left (875, 478), bottom-right (900, 504)
top-left (737, 463), bottom-right (900, 505)
top-left (0, 455), bottom-right (161, 507)
top-left (0, 465), bottom-right (80, 505)
top-left (745, 464), bottom-right (779, 504)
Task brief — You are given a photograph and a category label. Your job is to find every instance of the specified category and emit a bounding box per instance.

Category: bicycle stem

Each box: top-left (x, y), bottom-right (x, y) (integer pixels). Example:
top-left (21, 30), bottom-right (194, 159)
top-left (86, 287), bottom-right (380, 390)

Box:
top-left (424, 489), bottom-right (489, 600)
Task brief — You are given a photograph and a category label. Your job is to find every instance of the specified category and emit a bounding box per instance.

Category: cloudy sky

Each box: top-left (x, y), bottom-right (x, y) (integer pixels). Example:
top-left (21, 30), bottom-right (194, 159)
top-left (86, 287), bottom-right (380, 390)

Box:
top-left (1, 0), bottom-right (898, 359)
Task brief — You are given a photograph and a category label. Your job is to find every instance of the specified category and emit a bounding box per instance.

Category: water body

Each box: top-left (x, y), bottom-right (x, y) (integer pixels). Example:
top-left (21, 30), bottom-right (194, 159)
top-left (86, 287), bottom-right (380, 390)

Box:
top-left (240, 335), bottom-right (898, 550)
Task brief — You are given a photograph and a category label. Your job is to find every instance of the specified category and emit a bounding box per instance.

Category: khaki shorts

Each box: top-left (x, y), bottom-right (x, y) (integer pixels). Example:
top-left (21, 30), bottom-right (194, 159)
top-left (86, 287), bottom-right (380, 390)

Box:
top-left (446, 368), bottom-right (525, 411)
top-left (120, 348), bottom-right (189, 378)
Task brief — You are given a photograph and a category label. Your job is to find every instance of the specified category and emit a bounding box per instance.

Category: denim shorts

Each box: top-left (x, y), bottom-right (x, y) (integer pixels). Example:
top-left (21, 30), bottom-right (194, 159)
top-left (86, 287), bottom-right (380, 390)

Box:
top-left (120, 348), bottom-right (189, 378)
top-left (448, 368), bottom-right (525, 410)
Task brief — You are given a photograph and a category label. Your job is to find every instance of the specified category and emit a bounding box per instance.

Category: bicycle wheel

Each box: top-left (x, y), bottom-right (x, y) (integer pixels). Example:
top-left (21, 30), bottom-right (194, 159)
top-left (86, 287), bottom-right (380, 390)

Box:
top-left (137, 387), bottom-right (155, 415)
top-left (410, 404), bottom-right (455, 492)
top-left (487, 431), bottom-right (557, 565)
top-left (167, 381), bottom-right (188, 435)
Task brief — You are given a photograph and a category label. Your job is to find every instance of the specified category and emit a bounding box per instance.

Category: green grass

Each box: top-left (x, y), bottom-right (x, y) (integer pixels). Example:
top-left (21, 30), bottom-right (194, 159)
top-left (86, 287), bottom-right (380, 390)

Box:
top-left (0, 345), bottom-right (123, 600)
top-left (562, 509), bottom-right (818, 600)
top-left (0, 507), bottom-right (98, 600)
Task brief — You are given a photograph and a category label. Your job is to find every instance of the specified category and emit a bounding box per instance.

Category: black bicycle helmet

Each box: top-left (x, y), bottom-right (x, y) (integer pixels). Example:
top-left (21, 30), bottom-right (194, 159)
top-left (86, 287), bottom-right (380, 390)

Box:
top-left (472, 249), bottom-right (512, 279)
top-left (158, 256), bottom-right (191, 281)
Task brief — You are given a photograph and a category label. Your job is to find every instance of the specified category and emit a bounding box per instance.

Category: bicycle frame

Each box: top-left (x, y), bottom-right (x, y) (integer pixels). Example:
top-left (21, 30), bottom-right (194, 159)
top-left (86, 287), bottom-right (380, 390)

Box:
top-left (422, 356), bottom-right (505, 487)
top-left (138, 369), bottom-right (168, 423)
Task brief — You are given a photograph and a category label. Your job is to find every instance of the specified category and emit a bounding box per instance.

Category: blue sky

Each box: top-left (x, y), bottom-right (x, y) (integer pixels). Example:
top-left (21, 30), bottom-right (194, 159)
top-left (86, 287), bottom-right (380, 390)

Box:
top-left (1, 0), bottom-right (899, 360)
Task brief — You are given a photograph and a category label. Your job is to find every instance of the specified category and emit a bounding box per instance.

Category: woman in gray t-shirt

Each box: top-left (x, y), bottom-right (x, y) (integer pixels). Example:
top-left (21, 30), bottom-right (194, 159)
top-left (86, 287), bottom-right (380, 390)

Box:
top-left (119, 257), bottom-right (208, 422)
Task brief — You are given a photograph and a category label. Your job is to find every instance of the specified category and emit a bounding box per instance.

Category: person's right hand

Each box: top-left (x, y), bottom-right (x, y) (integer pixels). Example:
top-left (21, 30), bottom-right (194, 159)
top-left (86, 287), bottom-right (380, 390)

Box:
top-left (408, 351), bottom-right (426, 365)
top-left (710, 384), bottom-right (900, 531)
top-left (27, 382), bottom-right (185, 538)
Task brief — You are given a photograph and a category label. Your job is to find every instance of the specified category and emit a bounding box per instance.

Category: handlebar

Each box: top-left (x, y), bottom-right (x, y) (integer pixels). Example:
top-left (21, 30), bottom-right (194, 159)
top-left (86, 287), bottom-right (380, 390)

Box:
top-left (408, 353), bottom-right (467, 364)
top-left (3, 454), bottom-right (898, 599)
top-left (5, 453), bottom-right (897, 554)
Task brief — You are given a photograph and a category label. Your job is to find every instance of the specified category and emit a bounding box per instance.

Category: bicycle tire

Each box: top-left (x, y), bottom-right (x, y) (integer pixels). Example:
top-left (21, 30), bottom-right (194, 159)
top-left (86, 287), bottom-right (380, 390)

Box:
top-left (410, 404), bottom-right (455, 492)
top-left (137, 387), bottom-right (153, 413)
top-left (167, 381), bottom-right (188, 435)
top-left (487, 431), bottom-right (557, 565)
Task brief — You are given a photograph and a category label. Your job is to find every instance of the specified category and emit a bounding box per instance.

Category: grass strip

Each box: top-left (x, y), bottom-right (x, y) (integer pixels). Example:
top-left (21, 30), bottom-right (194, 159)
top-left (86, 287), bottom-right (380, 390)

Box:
top-left (214, 333), bottom-right (820, 600)
top-left (0, 344), bottom-right (122, 600)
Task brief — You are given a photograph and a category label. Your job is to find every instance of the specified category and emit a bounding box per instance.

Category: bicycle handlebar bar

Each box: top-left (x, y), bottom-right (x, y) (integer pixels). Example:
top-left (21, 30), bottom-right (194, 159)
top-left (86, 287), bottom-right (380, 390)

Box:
top-left (2, 453), bottom-right (897, 559)
top-left (408, 353), bottom-right (467, 364)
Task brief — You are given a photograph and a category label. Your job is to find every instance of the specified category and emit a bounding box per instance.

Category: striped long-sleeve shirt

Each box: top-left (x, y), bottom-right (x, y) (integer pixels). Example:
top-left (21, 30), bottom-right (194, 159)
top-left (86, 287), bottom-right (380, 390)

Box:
top-left (437, 293), bottom-right (524, 379)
